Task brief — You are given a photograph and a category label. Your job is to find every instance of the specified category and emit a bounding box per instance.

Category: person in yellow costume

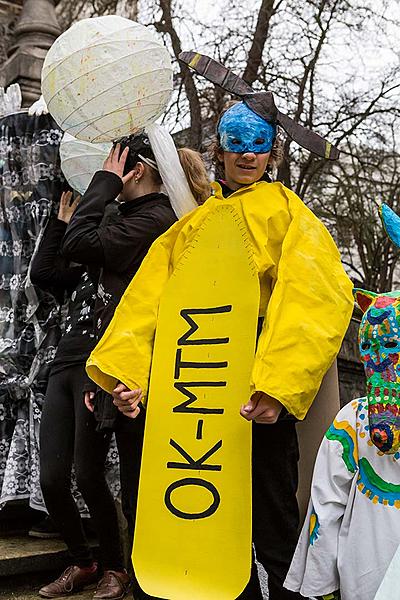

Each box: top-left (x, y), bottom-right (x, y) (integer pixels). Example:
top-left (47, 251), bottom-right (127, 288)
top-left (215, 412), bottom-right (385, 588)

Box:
top-left (87, 100), bottom-right (353, 599)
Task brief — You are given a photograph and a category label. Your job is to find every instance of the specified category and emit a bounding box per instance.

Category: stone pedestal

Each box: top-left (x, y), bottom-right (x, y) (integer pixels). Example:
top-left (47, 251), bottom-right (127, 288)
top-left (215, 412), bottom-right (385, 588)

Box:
top-left (1, 0), bottom-right (61, 106)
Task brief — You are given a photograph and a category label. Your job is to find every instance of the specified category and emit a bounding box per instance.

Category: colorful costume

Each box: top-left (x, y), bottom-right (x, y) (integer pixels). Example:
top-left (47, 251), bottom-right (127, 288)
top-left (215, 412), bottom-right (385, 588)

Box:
top-left (86, 179), bottom-right (353, 420)
top-left (284, 289), bottom-right (400, 600)
top-left (86, 178), bottom-right (353, 600)
top-left (87, 53), bottom-right (350, 417)
top-left (85, 61), bottom-right (353, 598)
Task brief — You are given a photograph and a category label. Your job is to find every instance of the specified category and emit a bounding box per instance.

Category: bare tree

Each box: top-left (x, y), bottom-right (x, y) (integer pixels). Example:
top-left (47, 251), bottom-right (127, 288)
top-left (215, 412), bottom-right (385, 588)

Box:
top-left (242, 0), bottom-right (282, 85)
top-left (153, 0), bottom-right (202, 148)
top-left (140, 0), bottom-right (285, 147)
top-left (55, 0), bottom-right (138, 28)
top-left (308, 133), bottom-right (400, 291)
top-left (48, 0), bottom-right (400, 286)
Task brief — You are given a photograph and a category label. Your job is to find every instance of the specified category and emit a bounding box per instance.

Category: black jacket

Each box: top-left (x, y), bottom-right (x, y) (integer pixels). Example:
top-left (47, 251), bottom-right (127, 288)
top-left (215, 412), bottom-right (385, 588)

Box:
top-left (30, 217), bottom-right (97, 372)
top-left (61, 170), bottom-right (176, 337)
top-left (61, 170), bottom-right (177, 429)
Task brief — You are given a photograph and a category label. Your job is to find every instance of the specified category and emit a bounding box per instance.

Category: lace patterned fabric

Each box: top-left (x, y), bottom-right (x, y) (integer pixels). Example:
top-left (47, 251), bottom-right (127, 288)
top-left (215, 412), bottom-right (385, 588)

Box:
top-left (0, 112), bottom-right (120, 514)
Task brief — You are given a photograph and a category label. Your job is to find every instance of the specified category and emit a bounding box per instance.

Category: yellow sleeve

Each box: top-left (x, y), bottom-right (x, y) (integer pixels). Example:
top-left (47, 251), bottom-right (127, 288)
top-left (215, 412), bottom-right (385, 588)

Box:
top-left (252, 188), bottom-right (353, 420)
top-left (86, 213), bottom-right (193, 398)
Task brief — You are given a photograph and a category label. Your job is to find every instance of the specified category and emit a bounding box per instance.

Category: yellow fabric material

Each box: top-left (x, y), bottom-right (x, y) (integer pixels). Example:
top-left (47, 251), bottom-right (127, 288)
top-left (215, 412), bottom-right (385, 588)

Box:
top-left (87, 180), bottom-right (354, 420)
top-left (132, 205), bottom-right (257, 598)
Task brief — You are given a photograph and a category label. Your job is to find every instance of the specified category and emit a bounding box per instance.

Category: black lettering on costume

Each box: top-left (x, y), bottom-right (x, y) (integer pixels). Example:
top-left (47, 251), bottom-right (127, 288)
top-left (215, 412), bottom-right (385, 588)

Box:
top-left (164, 477), bottom-right (220, 519)
top-left (174, 348), bottom-right (228, 379)
top-left (173, 381), bottom-right (225, 414)
top-left (196, 420), bottom-right (204, 440)
top-left (178, 306), bottom-right (232, 346)
top-left (167, 438), bottom-right (222, 471)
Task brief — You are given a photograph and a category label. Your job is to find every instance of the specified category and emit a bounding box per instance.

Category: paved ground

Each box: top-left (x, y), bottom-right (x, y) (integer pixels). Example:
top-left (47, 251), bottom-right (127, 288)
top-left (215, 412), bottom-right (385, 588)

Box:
top-left (0, 535), bottom-right (68, 562)
top-left (0, 535), bottom-right (99, 599)
top-left (0, 536), bottom-right (269, 599)
top-left (0, 572), bottom-right (96, 599)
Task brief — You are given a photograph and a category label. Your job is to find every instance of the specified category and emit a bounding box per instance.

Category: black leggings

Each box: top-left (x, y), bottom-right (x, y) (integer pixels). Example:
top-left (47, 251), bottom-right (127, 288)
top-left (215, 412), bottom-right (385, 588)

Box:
top-left (238, 420), bottom-right (303, 600)
top-left (40, 364), bottom-right (125, 570)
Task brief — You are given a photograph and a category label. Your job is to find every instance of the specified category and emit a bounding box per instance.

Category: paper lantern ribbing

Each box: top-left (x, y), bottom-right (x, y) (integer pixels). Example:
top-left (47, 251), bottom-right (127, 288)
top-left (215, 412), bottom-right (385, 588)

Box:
top-left (42, 16), bottom-right (173, 143)
top-left (60, 133), bottom-right (111, 194)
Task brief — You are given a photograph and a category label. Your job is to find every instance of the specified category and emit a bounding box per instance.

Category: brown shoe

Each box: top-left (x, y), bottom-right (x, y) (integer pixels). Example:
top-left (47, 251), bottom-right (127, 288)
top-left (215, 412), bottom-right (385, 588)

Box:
top-left (39, 564), bottom-right (98, 598)
top-left (93, 570), bottom-right (132, 599)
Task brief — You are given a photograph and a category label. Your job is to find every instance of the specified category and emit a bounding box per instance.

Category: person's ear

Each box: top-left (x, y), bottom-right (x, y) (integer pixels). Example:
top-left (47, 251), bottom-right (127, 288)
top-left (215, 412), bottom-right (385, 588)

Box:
top-left (131, 162), bottom-right (143, 183)
top-left (135, 162), bottom-right (145, 182)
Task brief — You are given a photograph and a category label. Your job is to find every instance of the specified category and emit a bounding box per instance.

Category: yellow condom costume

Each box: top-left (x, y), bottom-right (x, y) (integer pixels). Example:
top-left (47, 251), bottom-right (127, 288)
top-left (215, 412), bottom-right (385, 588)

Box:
top-left (87, 178), bottom-right (353, 599)
top-left (87, 180), bottom-right (353, 421)
top-left (86, 53), bottom-right (354, 599)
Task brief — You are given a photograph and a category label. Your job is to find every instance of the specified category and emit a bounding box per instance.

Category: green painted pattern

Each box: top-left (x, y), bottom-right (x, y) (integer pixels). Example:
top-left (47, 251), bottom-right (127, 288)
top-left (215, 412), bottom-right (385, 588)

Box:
top-left (326, 423), bottom-right (357, 474)
top-left (359, 457), bottom-right (400, 496)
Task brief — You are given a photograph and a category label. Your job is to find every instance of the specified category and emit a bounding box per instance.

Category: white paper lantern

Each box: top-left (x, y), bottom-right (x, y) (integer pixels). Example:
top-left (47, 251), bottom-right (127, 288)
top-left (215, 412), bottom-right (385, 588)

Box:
top-left (42, 16), bottom-right (173, 142)
top-left (60, 132), bottom-right (111, 194)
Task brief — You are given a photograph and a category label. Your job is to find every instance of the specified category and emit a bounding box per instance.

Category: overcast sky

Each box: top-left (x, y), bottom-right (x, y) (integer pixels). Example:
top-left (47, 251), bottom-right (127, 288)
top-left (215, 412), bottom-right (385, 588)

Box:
top-left (164, 0), bottom-right (399, 95)
top-left (140, 0), bottom-right (399, 136)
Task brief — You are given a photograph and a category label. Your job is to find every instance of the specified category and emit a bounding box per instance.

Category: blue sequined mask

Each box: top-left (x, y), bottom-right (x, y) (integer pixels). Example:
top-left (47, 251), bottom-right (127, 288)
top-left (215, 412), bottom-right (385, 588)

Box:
top-left (218, 102), bottom-right (276, 154)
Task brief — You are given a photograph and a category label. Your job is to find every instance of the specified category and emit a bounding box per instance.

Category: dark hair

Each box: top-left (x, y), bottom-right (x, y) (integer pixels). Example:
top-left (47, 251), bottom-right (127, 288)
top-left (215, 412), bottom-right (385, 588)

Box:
top-left (209, 101), bottom-right (284, 179)
top-left (114, 133), bottom-right (161, 182)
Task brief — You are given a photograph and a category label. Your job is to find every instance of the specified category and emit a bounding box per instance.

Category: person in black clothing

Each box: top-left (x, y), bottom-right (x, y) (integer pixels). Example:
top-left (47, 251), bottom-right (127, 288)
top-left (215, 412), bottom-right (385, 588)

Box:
top-left (60, 135), bottom-right (210, 600)
top-left (31, 191), bottom-right (132, 600)
top-left (62, 138), bottom-right (177, 347)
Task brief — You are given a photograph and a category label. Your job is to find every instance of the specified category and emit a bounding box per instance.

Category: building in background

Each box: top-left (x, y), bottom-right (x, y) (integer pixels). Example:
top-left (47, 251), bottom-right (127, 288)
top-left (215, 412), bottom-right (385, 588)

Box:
top-left (0, 0), bottom-right (22, 73)
top-left (0, 0), bottom-right (60, 105)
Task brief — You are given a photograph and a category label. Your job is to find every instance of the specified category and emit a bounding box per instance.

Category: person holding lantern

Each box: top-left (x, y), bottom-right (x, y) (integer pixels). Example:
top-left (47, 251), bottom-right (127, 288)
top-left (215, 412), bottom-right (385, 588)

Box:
top-left (55, 130), bottom-right (209, 600)
top-left (30, 123), bottom-right (208, 599)
top-left (31, 13), bottom-right (208, 599)
top-left (84, 54), bottom-right (354, 600)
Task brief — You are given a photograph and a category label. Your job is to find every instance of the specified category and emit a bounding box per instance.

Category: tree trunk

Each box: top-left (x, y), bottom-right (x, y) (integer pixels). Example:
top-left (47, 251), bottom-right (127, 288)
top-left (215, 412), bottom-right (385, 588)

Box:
top-left (242, 0), bottom-right (278, 85)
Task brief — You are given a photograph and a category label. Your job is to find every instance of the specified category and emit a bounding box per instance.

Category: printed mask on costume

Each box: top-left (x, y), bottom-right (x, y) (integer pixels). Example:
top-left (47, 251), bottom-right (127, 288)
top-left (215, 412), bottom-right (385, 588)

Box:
top-left (355, 289), bottom-right (400, 454)
top-left (218, 102), bottom-right (276, 154)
